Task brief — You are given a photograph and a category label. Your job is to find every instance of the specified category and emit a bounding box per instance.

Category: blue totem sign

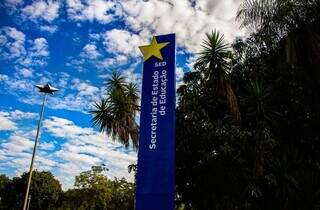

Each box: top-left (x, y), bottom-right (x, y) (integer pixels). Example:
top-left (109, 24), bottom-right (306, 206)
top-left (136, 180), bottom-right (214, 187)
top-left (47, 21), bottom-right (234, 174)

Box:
top-left (136, 34), bottom-right (176, 210)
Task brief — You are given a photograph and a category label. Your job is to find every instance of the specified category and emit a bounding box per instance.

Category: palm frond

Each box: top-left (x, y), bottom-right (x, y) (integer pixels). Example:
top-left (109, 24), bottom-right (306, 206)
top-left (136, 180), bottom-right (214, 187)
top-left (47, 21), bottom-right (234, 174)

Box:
top-left (195, 30), bottom-right (241, 121)
top-left (195, 30), bottom-right (230, 73)
top-left (237, 0), bottom-right (277, 29)
top-left (91, 70), bottom-right (140, 150)
top-left (89, 99), bottom-right (114, 134)
top-left (105, 70), bottom-right (127, 93)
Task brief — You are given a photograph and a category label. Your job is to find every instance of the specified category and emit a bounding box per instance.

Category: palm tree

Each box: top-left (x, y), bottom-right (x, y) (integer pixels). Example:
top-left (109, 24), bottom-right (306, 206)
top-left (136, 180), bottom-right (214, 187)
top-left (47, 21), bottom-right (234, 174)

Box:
top-left (90, 71), bottom-right (139, 149)
top-left (237, 0), bottom-right (320, 124)
top-left (244, 79), bottom-right (277, 178)
top-left (237, 0), bottom-right (320, 73)
top-left (194, 30), bottom-right (241, 121)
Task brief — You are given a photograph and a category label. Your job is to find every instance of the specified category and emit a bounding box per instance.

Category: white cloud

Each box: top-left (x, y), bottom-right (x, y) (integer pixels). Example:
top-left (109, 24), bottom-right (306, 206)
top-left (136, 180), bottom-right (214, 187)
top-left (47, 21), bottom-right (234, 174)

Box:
top-left (0, 70), bottom-right (101, 113)
top-left (0, 112), bottom-right (17, 131)
top-left (21, 0), bottom-right (60, 23)
top-left (89, 33), bottom-right (101, 41)
top-left (122, 62), bottom-right (141, 84)
top-left (57, 72), bottom-right (70, 88)
top-left (72, 78), bottom-right (100, 96)
top-left (58, 151), bottom-right (101, 165)
top-left (0, 27), bottom-right (26, 59)
top-left (43, 116), bottom-right (137, 189)
top-left (0, 130), bottom-right (57, 176)
top-left (0, 109), bottom-right (37, 131)
top-left (0, 27), bottom-right (50, 67)
top-left (176, 66), bottom-right (185, 87)
top-left (18, 37), bottom-right (49, 66)
top-left (103, 29), bottom-right (143, 58)
top-left (18, 68), bottom-right (33, 78)
top-left (67, 0), bottom-right (117, 23)
top-left (0, 35), bottom-right (7, 45)
top-left (9, 110), bottom-right (38, 120)
top-left (4, 0), bottom-right (23, 8)
top-left (66, 57), bottom-right (85, 72)
top-left (77, 0), bottom-right (243, 55)
top-left (2, 135), bottom-right (34, 153)
top-left (65, 0), bottom-right (245, 74)
top-left (45, 78), bottom-right (102, 112)
top-left (0, 115), bottom-right (137, 189)
top-left (82, 43), bottom-right (101, 59)
top-left (78, 29), bottom-right (138, 70)
top-left (97, 54), bottom-right (128, 69)
top-left (39, 142), bottom-right (55, 151)
top-left (186, 55), bottom-right (197, 70)
top-left (119, 0), bottom-right (244, 53)
top-left (30, 38), bottom-right (49, 57)
top-left (43, 116), bottom-right (94, 138)
top-left (0, 69), bottom-right (102, 113)
top-left (0, 73), bottom-right (34, 92)
top-left (3, 26), bottom-right (25, 42)
top-left (39, 25), bottom-right (58, 34)
top-left (0, 74), bottom-right (9, 81)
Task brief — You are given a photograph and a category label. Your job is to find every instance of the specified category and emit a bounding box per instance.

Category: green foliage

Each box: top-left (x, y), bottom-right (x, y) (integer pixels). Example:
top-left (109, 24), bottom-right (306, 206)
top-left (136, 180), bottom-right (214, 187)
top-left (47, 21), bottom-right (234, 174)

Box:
top-left (107, 178), bottom-right (135, 210)
top-left (0, 167), bottom-right (134, 210)
top-left (0, 171), bottom-right (62, 210)
top-left (90, 70), bottom-right (140, 149)
top-left (176, 0), bottom-right (320, 209)
top-left (194, 30), bottom-right (241, 121)
top-left (59, 166), bottom-right (134, 210)
top-left (0, 174), bottom-right (10, 207)
top-left (74, 165), bottom-right (110, 189)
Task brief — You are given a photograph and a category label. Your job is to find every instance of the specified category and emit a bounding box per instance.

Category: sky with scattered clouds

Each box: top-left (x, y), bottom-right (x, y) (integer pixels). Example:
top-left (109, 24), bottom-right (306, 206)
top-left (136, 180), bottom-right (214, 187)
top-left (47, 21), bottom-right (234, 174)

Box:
top-left (0, 0), bottom-right (245, 189)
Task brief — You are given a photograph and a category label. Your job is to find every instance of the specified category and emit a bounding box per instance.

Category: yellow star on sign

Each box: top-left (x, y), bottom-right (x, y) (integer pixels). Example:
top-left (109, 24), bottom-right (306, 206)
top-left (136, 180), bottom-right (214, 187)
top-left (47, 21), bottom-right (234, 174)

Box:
top-left (139, 36), bottom-right (169, 61)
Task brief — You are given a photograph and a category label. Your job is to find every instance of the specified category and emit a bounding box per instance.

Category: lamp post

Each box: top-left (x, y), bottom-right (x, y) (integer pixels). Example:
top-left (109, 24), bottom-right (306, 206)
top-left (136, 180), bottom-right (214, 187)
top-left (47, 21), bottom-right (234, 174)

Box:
top-left (22, 83), bottom-right (58, 210)
top-left (26, 196), bottom-right (31, 210)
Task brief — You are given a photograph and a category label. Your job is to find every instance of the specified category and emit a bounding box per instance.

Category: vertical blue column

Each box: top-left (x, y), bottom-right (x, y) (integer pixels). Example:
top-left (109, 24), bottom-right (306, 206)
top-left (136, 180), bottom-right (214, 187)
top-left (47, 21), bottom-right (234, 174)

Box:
top-left (136, 34), bottom-right (176, 210)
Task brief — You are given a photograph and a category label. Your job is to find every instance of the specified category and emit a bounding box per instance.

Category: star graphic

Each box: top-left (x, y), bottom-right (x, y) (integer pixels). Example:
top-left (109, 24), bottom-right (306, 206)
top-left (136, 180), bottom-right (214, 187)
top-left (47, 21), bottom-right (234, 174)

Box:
top-left (35, 83), bottom-right (59, 95)
top-left (139, 36), bottom-right (169, 61)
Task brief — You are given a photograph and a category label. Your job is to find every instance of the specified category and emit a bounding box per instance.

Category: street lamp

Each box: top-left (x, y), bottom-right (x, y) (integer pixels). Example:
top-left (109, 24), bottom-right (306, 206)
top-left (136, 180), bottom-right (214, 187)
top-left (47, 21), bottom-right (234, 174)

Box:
top-left (22, 83), bottom-right (58, 210)
top-left (26, 196), bottom-right (31, 210)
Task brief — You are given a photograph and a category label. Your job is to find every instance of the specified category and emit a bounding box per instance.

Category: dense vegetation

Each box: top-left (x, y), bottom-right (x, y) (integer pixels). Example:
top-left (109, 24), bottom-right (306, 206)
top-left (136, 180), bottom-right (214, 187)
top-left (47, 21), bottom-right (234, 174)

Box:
top-left (176, 0), bottom-right (320, 209)
top-left (0, 166), bottom-right (134, 210)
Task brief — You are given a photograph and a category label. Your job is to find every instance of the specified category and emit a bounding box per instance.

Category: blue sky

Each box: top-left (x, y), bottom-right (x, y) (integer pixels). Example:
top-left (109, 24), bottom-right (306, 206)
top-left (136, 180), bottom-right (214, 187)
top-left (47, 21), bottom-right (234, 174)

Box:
top-left (0, 0), bottom-right (244, 189)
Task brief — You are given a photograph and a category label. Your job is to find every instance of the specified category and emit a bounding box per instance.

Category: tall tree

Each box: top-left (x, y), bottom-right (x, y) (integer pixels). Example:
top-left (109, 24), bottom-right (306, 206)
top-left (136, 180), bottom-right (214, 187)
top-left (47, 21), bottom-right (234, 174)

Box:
top-left (0, 175), bottom-right (10, 208)
top-left (237, 0), bottom-right (320, 84)
top-left (59, 166), bottom-right (135, 210)
top-left (194, 30), bottom-right (241, 121)
top-left (176, 1), bottom-right (320, 207)
top-left (176, 30), bottom-right (251, 209)
top-left (0, 171), bottom-right (62, 210)
top-left (91, 71), bottom-right (140, 149)
top-left (243, 79), bottom-right (277, 178)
